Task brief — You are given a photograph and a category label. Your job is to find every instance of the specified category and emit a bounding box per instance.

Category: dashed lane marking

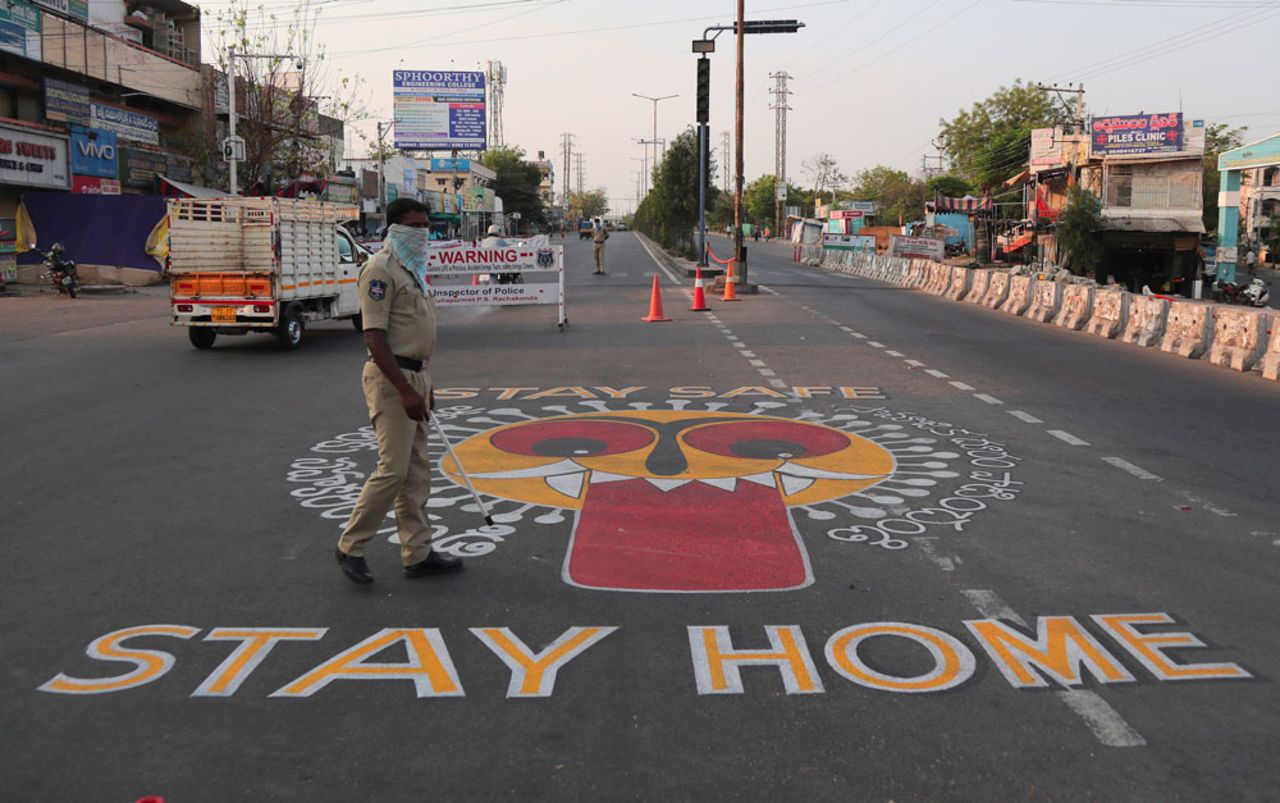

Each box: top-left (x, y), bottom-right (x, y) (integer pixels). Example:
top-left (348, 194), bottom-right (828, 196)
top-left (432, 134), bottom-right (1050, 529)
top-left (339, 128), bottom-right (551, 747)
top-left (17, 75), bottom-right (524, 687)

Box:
top-left (1048, 430), bottom-right (1090, 447)
top-left (913, 537), bottom-right (955, 572)
top-left (852, 333), bottom-right (868, 339)
top-left (758, 368), bottom-right (778, 377)
top-left (885, 350), bottom-right (904, 357)
top-left (1101, 457), bottom-right (1162, 482)
top-left (973, 393), bottom-right (1003, 405)
top-left (739, 350), bottom-right (757, 358)
top-left (748, 359), bottom-right (767, 368)
top-left (868, 341), bottom-right (886, 348)
top-left (1008, 410), bottom-right (1043, 424)
top-left (767, 378), bottom-right (789, 389)
top-left (904, 360), bottom-right (925, 367)
top-left (949, 381), bottom-right (976, 391)
top-left (925, 369), bottom-right (949, 379)
top-left (960, 589), bottom-right (1146, 749)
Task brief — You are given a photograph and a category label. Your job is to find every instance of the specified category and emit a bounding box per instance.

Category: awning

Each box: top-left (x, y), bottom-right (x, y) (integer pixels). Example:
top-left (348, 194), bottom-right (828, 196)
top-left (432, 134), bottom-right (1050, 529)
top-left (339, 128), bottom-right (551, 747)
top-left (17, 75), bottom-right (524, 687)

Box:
top-left (931, 193), bottom-right (994, 214)
top-left (158, 176), bottom-right (224, 198)
top-left (1002, 170), bottom-right (1030, 189)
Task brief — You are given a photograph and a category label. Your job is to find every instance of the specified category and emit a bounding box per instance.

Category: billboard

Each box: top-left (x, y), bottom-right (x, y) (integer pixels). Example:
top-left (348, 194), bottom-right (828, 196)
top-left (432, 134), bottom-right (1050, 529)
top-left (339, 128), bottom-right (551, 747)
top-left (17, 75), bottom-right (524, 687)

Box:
top-left (0, 122), bottom-right (69, 190)
top-left (1090, 112), bottom-right (1184, 157)
top-left (0, 0), bottom-right (41, 61)
top-left (392, 70), bottom-right (486, 150)
top-left (1030, 128), bottom-right (1064, 170)
top-left (69, 127), bottom-right (118, 179)
top-left (44, 77), bottom-right (90, 125)
top-left (90, 103), bottom-right (160, 146)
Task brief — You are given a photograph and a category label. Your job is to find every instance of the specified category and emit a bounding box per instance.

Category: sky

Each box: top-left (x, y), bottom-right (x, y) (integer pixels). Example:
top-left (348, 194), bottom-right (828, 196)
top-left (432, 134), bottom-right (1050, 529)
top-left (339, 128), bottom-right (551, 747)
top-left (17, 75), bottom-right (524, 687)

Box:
top-left (201, 0), bottom-right (1280, 214)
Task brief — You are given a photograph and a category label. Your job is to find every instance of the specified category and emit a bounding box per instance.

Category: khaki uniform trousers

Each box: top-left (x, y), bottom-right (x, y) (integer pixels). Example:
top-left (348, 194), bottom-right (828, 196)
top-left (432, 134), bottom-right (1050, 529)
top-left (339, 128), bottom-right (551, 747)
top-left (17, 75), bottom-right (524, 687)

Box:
top-left (338, 362), bottom-right (433, 564)
top-left (593, 242), bottom-right (606, 272)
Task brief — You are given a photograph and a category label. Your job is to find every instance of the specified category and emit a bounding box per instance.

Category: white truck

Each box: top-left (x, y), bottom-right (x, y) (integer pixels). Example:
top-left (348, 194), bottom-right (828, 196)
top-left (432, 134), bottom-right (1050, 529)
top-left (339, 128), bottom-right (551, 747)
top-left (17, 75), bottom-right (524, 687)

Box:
top-left (168, 196), bottom-right (367, 350)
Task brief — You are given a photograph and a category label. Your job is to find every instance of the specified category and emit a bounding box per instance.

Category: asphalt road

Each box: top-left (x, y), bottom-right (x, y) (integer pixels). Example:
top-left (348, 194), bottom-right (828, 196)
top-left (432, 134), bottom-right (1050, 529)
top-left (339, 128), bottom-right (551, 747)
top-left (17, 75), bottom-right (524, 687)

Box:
top-left (2, 233), bottom-right (1277, 802)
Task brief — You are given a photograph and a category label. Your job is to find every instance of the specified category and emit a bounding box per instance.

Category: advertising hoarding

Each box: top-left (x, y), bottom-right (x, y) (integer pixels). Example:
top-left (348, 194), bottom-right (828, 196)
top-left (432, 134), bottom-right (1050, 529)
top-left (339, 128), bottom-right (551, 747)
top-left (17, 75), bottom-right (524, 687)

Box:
top-left (0, 0), bottom-right (41, 61)
top-left (0, 123), bottom-right (68, 189)
top-left (830, 210), bottom-right (864, 220)
top-left (393, 71), bottom-right (486, 151)
top-left (70, 127), bottom-right (118, 179)
top-left (33, 0), bottom-right (88, 21)
top-left (1030, 128), bottom-right (1064, 170)
top-left (119, 147), bottom-right (167, 188)
top-left (44, 77), bottom-right (90, 125)
top-left (72, 175), bottom-right (121, 194)
top-left (888, 235), bottom-right (945, 261)
top-left (823, 233), bottom-right (876, 252)
top-left (90, 103), bottom-right (160, 146)
top-left (1090, 112), bottom-right (1184, 157)
top-left (431, 158), bottom-right (471, 172)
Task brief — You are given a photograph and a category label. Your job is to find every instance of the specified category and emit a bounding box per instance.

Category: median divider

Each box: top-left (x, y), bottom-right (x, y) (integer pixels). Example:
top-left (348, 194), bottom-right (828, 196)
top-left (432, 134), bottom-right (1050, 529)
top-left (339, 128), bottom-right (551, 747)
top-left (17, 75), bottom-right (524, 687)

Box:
top-left (966, 269), bottom-right (993, 305)
top-left (1055, 284), bottom-right (1095, 330)
top-left (1121, 295), bottom-right (1169, 347)
top-left (1261, 315), bottom-right (1280, 381)
top-left (1159, 299), bottom-right (1214, 359)
top-left (926, 264), bottom-right (951, 296)
top-left (1207, 307), bottom-right (1269, 372)
top-left (1001, 275), bottom-right (1035, 316)
top-left (1026, 280), bottom-right (1062, 322)
top-left (983, 271), bottom-right (1010, 308)
top-left (1085, 289), bottom-right (1129, 339)
top-left (944, 267), bottom-right (971, 301)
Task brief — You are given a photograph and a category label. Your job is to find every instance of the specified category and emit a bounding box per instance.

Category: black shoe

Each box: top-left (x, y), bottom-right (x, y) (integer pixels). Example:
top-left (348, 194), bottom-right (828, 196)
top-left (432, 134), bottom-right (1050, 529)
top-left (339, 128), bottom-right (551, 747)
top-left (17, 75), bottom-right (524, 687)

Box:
top-left (404, 551), bottom-right (465, 577)
top-left (594, 270), bottom-right (605, 275)
top-left (335, 547), bottom-right (374, 585)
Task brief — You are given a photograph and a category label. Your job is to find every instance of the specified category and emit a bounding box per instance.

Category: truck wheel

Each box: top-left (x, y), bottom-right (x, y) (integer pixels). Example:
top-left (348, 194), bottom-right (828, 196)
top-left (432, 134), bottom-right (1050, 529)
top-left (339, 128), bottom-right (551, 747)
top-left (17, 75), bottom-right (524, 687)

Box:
top-left (188, 328), bottom-right (216, 350)
top-left (351, 313), bottom-right (363, 332)
top-left (277, 308), bottom-right (305, 350)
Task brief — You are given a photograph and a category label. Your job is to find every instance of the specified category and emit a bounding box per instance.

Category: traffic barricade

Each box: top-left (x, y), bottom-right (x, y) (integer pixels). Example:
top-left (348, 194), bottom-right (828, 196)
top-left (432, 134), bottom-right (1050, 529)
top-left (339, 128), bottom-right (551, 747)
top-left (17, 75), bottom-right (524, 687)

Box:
top-left (1085, 289), bottom-right (1130, 339)
top-left (1055, 284), bottom-right (1095, 330)
top-left (1207, 307), bottom-right (1269, 372)
top-left (1261, 314), bottom-right (1280, 381)
top-left (983, 271), bottom-right (1011, 308)
top-left (1026, 280), bottom-right (1063, 323)
top-left (1159, 299), bottom-right (1214, 359)
top-left (945, 267), bottom-right (972, 301)
top-left (427, 243), bottom-right (567, 330)
top-left (926, 264), bottom-right (951, 295)
top-left (966, 269), bottom-right (993, 305)
top-left (1121, 295), bottom-right (1170, 347)
top-left (1001, 275), bottom-right (1036, 316)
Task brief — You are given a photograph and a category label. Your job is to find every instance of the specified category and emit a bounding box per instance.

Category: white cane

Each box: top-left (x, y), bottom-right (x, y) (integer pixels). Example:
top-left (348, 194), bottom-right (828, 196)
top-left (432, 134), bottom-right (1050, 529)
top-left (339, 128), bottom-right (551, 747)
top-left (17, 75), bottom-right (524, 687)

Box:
top-left (432, 414), bottom-right (495, 527)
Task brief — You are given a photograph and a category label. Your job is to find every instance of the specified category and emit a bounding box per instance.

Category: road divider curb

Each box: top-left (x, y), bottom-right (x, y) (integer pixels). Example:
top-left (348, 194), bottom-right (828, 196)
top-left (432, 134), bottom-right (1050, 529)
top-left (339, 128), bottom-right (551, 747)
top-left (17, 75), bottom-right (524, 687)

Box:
top-left (1002, 275), bottom-right (1037, 316)
top-left (1027, 280), bottom-right (1064, 323)
top-left (983, 271), bottom-right (1011, 308)
top-left (1207, 307), bottom-right (1269, 372)
top-left (1055, 284), bottom-right (1095, 331)
top-left (1121, 295), bottom-right (1169, 347)
top-left (1261, 314), bottom-right (1280, 381)
top-left (945, 267), bottom-right (972, 301)
top-left (967, 269), bottom-right (993, 304)
top-left (1085, 289), bottom-right (1129, 339)
top-left (1159, 300), bottom-right (1214, 359)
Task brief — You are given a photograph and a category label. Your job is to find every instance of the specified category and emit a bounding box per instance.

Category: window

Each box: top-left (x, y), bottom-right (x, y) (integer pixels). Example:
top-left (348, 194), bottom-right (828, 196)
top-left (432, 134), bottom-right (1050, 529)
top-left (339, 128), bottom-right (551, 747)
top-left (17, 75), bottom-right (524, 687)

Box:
top-left (336, 232), bottom-right (354, 263)
top-left (1105, 161), bottom-right (1200, 210)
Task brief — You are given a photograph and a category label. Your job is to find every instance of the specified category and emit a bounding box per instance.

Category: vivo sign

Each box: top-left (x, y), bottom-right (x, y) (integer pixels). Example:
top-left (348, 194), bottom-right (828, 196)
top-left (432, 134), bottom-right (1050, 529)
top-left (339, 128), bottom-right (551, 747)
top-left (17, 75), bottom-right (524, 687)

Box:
top-left (69, 127), bottom-right (119, 179)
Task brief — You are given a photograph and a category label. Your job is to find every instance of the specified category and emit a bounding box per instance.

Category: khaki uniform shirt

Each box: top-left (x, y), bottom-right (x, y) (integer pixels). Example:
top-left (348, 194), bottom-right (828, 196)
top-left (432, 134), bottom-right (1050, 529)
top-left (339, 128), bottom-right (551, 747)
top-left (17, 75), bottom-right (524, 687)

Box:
top-left (592, 226), bottom-right (609, 244)
top-left (358, 249), bottom-right (437, 363)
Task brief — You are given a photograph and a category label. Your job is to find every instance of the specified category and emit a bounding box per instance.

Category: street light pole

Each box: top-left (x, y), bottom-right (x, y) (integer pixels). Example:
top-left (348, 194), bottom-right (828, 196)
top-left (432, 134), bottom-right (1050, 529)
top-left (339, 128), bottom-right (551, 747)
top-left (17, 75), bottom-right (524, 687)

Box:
top-left (632, 93), bottom-right (678, 187)
top-left (734, 0), bottom-right (745, 285)
top-left (225, 50), bottom-right (300, 195)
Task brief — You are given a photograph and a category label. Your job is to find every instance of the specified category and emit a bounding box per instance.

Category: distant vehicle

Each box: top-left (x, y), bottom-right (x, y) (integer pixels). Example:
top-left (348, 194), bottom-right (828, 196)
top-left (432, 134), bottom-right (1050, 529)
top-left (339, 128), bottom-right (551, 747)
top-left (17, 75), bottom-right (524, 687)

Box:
top-left (578, 220), bottom-right (594, 240)
top-left (169, 196), bottom-right (367, 351)
top-left (36, 243), bottom-right (80, 298)
top-left (614, 221), bottom-right (628, 231)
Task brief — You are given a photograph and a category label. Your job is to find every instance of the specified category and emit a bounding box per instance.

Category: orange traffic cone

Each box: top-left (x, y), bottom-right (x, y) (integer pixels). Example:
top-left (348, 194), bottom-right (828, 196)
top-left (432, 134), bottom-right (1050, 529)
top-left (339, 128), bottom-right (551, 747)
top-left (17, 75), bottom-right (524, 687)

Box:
top-left (641, 275), bottom-right (672, 322)
top-left (690, 266), bottom-right (710, 311)
top-left (721, 262), bottom-right (741, 302)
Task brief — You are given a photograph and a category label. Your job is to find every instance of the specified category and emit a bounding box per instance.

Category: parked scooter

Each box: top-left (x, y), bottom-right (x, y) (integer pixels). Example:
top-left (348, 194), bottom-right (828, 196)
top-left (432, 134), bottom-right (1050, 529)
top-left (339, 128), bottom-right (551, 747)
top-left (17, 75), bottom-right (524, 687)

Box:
top-left (1213, 277), bottom-right (1270, 308)
top-left (37, 243), bottom-right (80, 298)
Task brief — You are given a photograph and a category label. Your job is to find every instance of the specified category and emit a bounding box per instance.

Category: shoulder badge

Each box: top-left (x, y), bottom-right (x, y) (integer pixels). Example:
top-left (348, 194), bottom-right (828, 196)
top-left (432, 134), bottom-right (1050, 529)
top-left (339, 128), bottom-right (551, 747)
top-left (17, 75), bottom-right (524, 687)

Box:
top-left (368, 279), bottom-right (388, 301)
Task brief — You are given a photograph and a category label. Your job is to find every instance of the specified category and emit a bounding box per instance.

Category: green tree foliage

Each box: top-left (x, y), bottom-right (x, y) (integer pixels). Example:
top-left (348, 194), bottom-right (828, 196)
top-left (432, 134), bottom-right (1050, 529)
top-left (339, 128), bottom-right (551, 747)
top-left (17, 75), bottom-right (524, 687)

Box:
top-left (743, 175), bottom-right (778, 224)
top-left (570, 189), bottom-right (609, 219)
top-left (850, 165), bottom-right (926, 224)
top-left (634, 128), bottom-right (719, 257)
top-left (938, 79), bottom-right (1072, 190)
top-left (480, 146), bottom-right (547, 227)
top-left (926, 174), bottom-right (972, 199)
top-left (1056, 185), bottom-right (1103, 275)
top-left (1202, 123), bottom-right (1248, 233)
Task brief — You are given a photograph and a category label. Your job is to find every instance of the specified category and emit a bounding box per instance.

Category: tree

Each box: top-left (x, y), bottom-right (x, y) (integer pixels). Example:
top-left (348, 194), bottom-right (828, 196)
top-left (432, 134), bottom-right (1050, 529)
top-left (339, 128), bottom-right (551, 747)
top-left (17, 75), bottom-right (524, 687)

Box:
top-left (743, 175), bottom-right (778, 224)
top-left (803, 153), bottom-right (848, 206)
top-left (1202, 122), bottom-right (1248, 233)
top-left (927, 174), bottom-right (972, 199)
top-left (938, 79), bottom-right (1073, 190)
top-left (479, 146), bottom-right (547, 227)
top-left (850, 165), bottom-right (927, 225)
top-left (634, 128), bottom-right (719, 257)
top-left (1055, 185), bottom-right (1103, 275)
top-left (570, 189), bottom-right (609, 219)
top-left (211, 0), bottom-right (368, 192)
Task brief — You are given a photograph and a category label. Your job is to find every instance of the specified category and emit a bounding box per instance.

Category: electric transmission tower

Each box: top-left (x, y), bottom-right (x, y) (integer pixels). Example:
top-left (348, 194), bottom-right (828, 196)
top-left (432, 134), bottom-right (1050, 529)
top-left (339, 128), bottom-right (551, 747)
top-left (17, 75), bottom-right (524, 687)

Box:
top-left (486, 61), bottom-right (506, 148)
top-left (769, 71), bottom-right (792, 235)
top-left (574, 152), bottom-right (585, 195)
top-left (560, 132), bottom-right (574, 211)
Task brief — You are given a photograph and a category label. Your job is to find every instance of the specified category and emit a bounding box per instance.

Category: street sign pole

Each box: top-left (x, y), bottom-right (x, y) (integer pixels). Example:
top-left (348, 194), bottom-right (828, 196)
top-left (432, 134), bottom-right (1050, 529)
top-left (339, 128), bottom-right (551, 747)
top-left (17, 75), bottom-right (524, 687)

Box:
top-left (698, 123), bottom-right (708, 267)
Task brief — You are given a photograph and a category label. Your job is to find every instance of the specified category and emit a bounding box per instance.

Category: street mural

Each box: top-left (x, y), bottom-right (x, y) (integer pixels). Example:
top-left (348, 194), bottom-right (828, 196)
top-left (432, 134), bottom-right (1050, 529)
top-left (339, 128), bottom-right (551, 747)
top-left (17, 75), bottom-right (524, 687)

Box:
top-left (288, 390), bottom-right (1024, 592)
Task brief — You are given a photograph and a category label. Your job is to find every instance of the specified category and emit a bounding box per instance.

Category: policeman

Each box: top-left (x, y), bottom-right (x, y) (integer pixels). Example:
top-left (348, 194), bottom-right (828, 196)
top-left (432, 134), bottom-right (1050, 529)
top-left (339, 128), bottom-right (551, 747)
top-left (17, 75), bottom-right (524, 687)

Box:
top-left (335, 197), bottom-right (463, 584)
top-left (592, 216), bottom-right (609, 275)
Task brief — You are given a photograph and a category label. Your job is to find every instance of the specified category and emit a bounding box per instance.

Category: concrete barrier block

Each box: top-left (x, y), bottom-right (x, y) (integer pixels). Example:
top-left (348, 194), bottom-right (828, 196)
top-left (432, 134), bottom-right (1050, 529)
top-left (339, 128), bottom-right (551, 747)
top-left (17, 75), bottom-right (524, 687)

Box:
top-left (927, 264), bottom-right (951, 295)
top-left (1208, 307), bottom-right (1269, 372)
top-left (984, 272), bottom-right (1011, 308)
top-left (1159, 300), bottom-right (1214, 359)
top-left (1085, 289), bottom-right (1129, 339)
top-left (1121, 295), bottom-right (1170, 347)
top-left (1001, 275), bottom-right (1036, 316)
top-left (1027, 280), bottom-right (1063, 322)
top-left (1261, 314), bottom-right (1280, 381)
top-left (966, 270), bottom-right (993, 304)
top-left (1055, 284), bottom-right (1095, 330)
top-left (945, 267), bottom-right (971, 300)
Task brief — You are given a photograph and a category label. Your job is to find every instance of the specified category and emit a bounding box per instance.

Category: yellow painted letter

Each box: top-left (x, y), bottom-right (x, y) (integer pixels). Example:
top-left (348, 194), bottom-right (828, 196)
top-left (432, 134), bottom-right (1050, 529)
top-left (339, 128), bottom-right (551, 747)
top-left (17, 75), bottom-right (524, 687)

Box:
top-left (193, 628), bottom-right (327, 697)
top-left (1092, 613), bottom-right (1250, 681)
top-left (825, 622), bottom-right (975, 693)
top-left (471, 626), bottom-right (617, 698)
top-left (688, 626), bottom-right (823, 695)
top-left (271, 628), bottom-right (464, 698)
top-left (965, 616), bottom-right (1133, 689)
top-left (39, 625), bottom-right (200, 695)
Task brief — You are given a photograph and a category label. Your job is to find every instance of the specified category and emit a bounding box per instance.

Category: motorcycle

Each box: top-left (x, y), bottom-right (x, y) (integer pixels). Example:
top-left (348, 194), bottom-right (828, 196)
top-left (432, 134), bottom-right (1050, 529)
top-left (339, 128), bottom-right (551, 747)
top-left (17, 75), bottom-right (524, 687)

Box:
top-left (1213, 277), bottom-right (1270, 308)
top-left (37, 243), bottom-right (80, 298)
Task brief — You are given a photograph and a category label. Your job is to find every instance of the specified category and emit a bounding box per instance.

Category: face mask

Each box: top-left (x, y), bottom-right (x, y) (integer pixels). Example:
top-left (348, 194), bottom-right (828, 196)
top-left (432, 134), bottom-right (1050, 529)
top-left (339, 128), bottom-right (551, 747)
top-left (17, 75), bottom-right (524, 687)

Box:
top-left (385, 224), bottom-right (429, 289)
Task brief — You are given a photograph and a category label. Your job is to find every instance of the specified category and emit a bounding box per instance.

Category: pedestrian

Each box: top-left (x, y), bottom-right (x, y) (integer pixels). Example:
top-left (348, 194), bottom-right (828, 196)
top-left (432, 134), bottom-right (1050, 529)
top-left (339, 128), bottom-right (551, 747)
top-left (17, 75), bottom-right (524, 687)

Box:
top-left (334, 197), bottom-right (463, 585)
top-left (1246, 247), bottom-right (1259, 277)
top-left (592, 216), bottom-right (609, 275)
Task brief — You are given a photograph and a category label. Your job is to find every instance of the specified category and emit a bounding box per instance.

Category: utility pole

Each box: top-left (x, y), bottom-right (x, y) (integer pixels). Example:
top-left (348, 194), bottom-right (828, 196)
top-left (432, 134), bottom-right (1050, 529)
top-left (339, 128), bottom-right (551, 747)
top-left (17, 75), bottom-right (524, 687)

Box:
top-left (769, 70), bottom-right (792, 239)
top-left (632, 93), bottom-right (678, 198)
top-left (636, 139), bottom-right (665, 196)
top-left (733, 0), bottom-right (746, 286)
top-left (560, 132), bottom-right (574, 214)
top-left (376, 121), bottom-right (389, 215)
top-left (722, 131), bottom-right (731, 194)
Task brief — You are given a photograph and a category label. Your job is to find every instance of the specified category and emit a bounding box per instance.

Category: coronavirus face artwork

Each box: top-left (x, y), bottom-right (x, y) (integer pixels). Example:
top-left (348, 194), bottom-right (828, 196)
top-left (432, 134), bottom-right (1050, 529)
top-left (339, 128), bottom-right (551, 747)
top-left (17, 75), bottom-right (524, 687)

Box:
top-left (445, 410), bottom-right (895, 593)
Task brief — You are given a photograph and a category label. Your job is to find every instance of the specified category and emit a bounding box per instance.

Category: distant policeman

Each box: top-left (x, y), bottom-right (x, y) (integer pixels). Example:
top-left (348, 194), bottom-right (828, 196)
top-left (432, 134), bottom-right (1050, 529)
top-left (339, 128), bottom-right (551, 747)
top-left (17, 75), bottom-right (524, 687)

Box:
top-left (334, 197), bottom-right (463, 584)
top-left (481, 223), bottom-right (508, 248)
top-left (592, 217), bottom-right (609, 275)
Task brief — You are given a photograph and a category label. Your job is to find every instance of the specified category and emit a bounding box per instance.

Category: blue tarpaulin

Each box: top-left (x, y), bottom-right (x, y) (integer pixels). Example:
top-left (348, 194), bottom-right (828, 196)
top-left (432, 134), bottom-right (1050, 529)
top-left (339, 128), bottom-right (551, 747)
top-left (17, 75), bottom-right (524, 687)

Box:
top-left (17, 193), bottom-right (167, 271)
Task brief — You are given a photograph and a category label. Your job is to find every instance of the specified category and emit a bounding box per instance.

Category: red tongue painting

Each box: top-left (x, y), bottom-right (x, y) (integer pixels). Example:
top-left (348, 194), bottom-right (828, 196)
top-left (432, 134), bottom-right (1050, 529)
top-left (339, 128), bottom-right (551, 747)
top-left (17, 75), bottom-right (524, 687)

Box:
top-left (565, 477), bottom-right (809, 592)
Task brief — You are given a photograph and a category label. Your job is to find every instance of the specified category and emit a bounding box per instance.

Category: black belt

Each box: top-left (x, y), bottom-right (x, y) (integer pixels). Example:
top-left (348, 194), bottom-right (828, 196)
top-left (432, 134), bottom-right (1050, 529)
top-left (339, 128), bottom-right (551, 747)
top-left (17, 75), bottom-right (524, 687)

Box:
top-left (369, 354), bottom-right (425, 372)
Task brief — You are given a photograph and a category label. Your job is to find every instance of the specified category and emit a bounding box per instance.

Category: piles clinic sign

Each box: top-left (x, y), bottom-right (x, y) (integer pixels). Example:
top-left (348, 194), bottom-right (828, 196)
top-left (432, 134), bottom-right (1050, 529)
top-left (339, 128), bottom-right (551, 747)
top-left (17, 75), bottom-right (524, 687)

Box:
top-left (1091, 112), bottom-right (1183, 156)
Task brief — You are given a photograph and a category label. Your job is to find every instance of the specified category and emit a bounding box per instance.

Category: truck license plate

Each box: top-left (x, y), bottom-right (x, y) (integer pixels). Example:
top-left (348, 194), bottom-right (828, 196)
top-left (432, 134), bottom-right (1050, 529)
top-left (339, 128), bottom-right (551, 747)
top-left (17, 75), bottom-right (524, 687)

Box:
top-left (211, 306), bottom-right (237, 323)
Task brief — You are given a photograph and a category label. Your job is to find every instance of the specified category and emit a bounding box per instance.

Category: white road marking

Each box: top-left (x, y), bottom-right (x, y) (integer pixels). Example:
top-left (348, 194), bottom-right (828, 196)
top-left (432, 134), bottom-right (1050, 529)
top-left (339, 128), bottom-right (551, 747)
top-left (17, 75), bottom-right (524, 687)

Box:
top-left (1101, 457), bottom-right (1162, 482)
top-left (959, 590), bottom-right (1148, 748)
top-left (767, 378), bottom-right (788, 389)
top-left (885, 350), bottom-right (904, 357)
top-left (973, 393), bottom-right (1003, 405)
top-left (1007, 410), bottom-right (1043, 424)
top-left (1056, 690), bottom-right (1148, 748)
top-left (1176, 491), bottom-right (1237, 518)
top-left (867, 341), bottom-right (886, 348)
top-left (904, 360), bottom-right (925, 367)
top-left (748, 359), bottom-right (767, 368)
top-left (925, 369), bottom-right (949, 379)
top-left (839, 326), bottom-right (853, 333)
top-left (852, 333), bottom-right (868, 339)
top-left (758, 368), bottom-right (777, 377)
top-left (949, 381), bottom-right (976, 391)
top-left (914, 537), bottom-right (955, 572)
top-left (739, 350), bottom-right (757, 358)
top-left (1047, 430), bottom-right (1090, 447)
top-left (760, 286), bottom-right (781, 296)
